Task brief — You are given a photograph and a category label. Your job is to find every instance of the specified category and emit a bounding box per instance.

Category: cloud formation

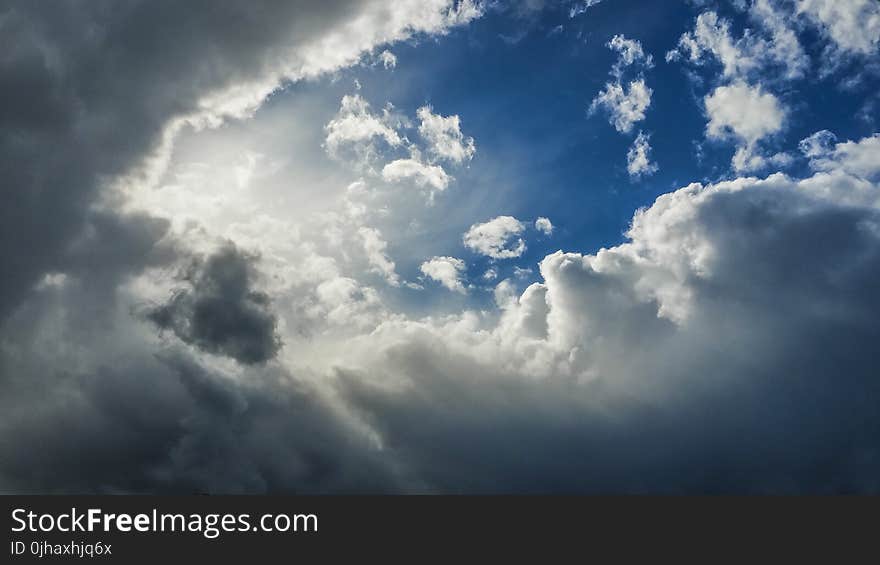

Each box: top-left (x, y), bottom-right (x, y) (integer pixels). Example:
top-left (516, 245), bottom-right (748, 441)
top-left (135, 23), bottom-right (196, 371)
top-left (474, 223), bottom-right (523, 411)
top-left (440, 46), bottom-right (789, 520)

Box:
top-left (704, 81), bottom-right (787, 171)
top-left (626, 131), bottom-right (658, 178)
top-left (420, 256), bottom-right (467, 293)
top-left (463, 216), bottom-right (527, 259)
top-left (146, 245), bottom-right (282, 365)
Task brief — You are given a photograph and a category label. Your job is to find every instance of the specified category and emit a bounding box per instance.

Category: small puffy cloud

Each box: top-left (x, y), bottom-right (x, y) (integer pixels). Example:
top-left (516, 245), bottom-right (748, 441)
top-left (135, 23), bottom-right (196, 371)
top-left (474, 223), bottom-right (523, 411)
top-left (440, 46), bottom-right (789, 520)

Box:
top-left (146, 245), bottom-right (281, 365)
top-left (590, 79), bottom-right (653, 134)
top-left (381, 158), bottom-right (452, 194)
top-left (378, 50), bottom-right (397, 69)
top-left (799, 129), bottom-right (838, 158)
top-left (482, 267), bottom-right (499, 281)
top-left (796, 0), bottom-right (880, 56)
top-left (324, 94), bottom-right (403, 167)
top-left (420, 256), bottom-right (467, 293)
top-left (627, 131), bottom-right (659, 179)
top-left (608, 34), bottom-right (654, 78)
top-left (463, 216), bottom-right (527, 259)
top-left (705, 82), bottom-right (786, 171)
top-left (417, 106), bottom-right (476, 164)
top-left (535, 217), bottom-right (554, 235)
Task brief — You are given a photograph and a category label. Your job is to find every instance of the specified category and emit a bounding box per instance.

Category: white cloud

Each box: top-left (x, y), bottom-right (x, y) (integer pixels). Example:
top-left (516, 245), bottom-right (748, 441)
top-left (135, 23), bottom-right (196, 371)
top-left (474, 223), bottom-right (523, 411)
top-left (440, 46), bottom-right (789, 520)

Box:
top-left (704, 82), bottom-right (786, 171)
top-left (359, 227), bottom-right (400, 286)
top-left (807, 133), bottom-right (880, 179)
top-left (799, 129), bottom-right (838, 158)
top-left (420, 256), bottom-right (467, 293)
top-left (381, 158), bottom-right (452, 194)
top-left (463, 216), bottom-right (527, 259)
top-left (626, 131), bottom-right (659, 179)
top-left (378, 50), bottom-right (397, 69)
top-left (796, 0), bottom-right (880, 56)
top-left (417, 106), bottom-right (476, 164)
top-left (570, 0), bottom-right (604, 18)
top-left (590, 79), bottom-right (653, 134)
top-left (667, 8), bottom-right (808, 80)
top-left (535, 217), bottom-right (554, 235)
top-left (591, 35), bottom-right (653, 134)
top-left (482, 267), bottom-right (499, 281)
top-left (324, 94), bottom-right (403, 167)
top-left (608, 34), bottom-right (654, 78)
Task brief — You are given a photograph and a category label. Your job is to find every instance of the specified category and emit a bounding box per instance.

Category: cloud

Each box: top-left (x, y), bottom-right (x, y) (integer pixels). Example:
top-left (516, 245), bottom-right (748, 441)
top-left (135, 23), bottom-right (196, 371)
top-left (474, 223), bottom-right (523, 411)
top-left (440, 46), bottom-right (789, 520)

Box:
top-left (378, 50), bottom-right (397, 69)
top-left (569, 0), bottom-right (604, 18)
top-left (591, 35), bottom-right (654, 134)
top-left (463, 216), bottom-right (527, 259)
top-left (807, 133), bottom-right (880, 179)
top-left (667, 8), bottom-right (808, 81)
top-left (330, 136), bottom-right (880, 492)
top-left (4, 134), bottom-right (880, 493)
top-left (799, 129), bottom-right (839, 158)
top-left (358, 227), bottom-right (401, 286)
top-left (417, 106), bottom-right (476, 164)
top-left (324, 94), bottom-right (404, 168)
top-left (796, 0), bottom-right (880, 56)
top-left (626, 131), bottom-right (659, 179)
top-left (0, 0), bottom-right (482, 322)
top-left (420, 256), bottom-right (467, 293)
top-left (535, 217), bottom-right (554, 235)
top-left (608, 34), bottom-right (654, 79)
top-left (146, 244), bottom-right (282, 365)
top-left (590, 79), bottom-right (653, 134)
top-left (381, 158), bottom-right (452, 194)
top-left (704, 82), bottom-right (786, 171)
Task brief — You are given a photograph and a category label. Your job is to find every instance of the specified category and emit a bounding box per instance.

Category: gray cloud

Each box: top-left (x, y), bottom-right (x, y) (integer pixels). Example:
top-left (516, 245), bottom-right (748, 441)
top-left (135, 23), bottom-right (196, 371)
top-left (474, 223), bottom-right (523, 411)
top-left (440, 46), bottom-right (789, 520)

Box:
top-left (146, 245), bottom-right (282, 365)
top-left (0, 0), bottom-right (475, 319)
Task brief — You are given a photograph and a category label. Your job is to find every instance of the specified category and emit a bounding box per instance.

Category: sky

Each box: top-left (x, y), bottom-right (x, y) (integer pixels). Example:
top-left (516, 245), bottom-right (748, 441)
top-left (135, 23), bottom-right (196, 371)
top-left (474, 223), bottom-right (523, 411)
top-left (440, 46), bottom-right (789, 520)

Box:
top-left (1, 0), bottom-right (880, 493)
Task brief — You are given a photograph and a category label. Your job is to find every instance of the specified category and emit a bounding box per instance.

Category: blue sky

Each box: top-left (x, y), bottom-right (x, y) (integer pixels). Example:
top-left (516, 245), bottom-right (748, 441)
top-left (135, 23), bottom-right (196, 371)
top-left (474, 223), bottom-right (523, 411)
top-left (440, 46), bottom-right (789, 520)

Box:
top-left (230, 0), bottom-right (880, 310)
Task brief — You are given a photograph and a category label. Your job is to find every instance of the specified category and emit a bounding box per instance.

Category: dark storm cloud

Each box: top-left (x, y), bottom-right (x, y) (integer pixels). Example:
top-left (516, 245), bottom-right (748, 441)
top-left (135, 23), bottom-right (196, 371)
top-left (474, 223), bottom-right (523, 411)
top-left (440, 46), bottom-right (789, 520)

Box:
top-left (147, 245), bottom-right (282, 365)
top-left (0, 0), bottom-right (376, 319)
top-left (0, 347), bottom-right (398, 494)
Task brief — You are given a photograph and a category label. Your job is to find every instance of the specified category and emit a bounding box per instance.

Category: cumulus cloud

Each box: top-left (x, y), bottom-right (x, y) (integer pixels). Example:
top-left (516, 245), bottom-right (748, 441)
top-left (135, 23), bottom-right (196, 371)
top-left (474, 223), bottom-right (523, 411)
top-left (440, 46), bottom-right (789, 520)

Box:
top-left (420, 256), bottom-right (467, 293)
top-left (806, 133), bottom-right (880, 179)
top-left (463, 216), bottom-right (527, 259)
top-left (608, 34), bottom-right (654, 78)
top-left (591, 35), bottom-right (654, 134)
top-left (330, 135), bottom-right (880, 492)
top-left (324, 94), bottom-right (404, 168)
top-left (5, 0), bottom-right (880, 496)
top-left (381, 158), bottom-right (452, 194)
top-left (417, 106), bottom-right (477, 164)
top-left (535, 217), bottom-right (554, 235)
top-left (667, 7), bottom-right (808, 81)
top-left (704, 82), bottom-right (786, 171)
top-left (146, 245), bottom-right (282, 365)
top-left (626, 131), bottom-right (659, 178)
top-left (5, 132), bottom-right (880, 493)
top-left (796, 0), bottom-right (880, 56)
top-left (590, 79), bottom-right (653, 134)
top-left (378, 49), bottom-right (397, 69)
